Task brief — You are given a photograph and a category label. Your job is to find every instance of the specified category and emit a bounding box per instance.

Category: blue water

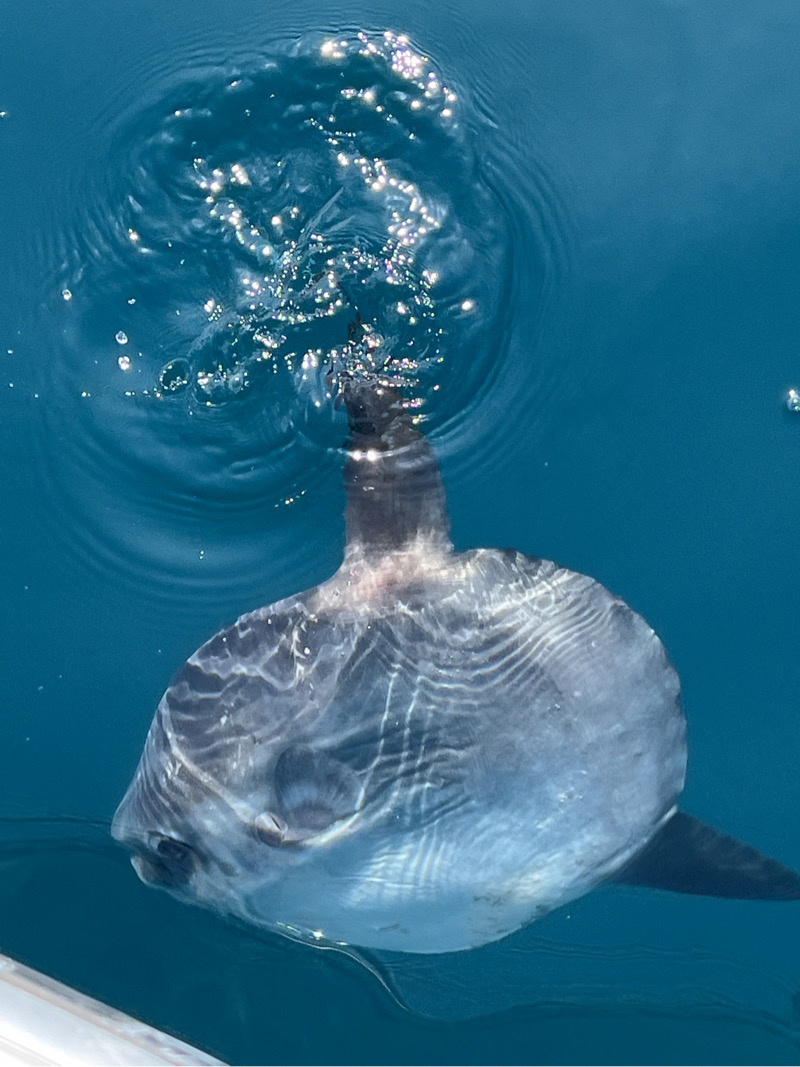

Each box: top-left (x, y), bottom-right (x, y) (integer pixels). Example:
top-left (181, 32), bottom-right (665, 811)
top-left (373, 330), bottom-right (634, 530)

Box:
top-left (2, 0), bottom-right (800, 1062)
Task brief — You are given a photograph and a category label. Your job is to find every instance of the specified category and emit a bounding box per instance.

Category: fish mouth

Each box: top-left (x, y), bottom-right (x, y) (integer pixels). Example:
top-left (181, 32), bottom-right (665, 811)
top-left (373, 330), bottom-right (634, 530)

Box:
top-left (113, 799), bottom-right (197, 889)
top-left (131, 852), bottom-right (184, 888)
top-left (129, 837), bottom-right (196, 888)
top-left (130, 853), bottom-right (163, 886)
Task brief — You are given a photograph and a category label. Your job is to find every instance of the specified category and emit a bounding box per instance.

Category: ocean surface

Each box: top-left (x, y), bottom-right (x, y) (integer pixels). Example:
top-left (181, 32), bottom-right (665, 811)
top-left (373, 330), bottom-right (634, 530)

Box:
top-left (2, 0), bottom-right (800, 1063)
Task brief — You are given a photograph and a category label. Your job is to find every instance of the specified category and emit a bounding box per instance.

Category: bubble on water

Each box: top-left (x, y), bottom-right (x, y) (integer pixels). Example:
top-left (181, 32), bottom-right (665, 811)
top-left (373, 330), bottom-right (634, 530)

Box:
top-left (27, 26), bottom-right (544, 608)
top-left (98, 29), bottom-right (498, 411)
top-left (230, 163), bottom-right (250, 186)
top-left (786, 388), bottom-right (800, 412)
top-left (54, 23), bottom-right (516, 572)
top-left (195, 361), bottom-right (249, 404)
top-left (156, 358), bottom-right (191, 396)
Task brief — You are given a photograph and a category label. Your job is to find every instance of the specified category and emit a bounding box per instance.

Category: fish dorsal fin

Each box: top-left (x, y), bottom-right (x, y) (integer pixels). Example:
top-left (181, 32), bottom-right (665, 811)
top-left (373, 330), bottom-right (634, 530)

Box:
top-left (341, 379), bottom-right (451, 555)
top-left (613, 811), bottom-right (800, 900)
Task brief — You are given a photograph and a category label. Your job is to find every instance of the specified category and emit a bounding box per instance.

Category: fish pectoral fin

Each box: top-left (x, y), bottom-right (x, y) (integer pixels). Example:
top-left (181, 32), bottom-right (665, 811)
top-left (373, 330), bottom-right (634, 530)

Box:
top-left (274, 745), bottom-right (361, 834)
top-left (612, 811), bottom-right (800, 900)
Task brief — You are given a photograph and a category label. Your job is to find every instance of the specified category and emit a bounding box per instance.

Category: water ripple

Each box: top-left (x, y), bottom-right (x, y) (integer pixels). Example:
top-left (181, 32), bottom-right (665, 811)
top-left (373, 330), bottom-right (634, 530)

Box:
top-left (31, 28), bottom-right (572, 602)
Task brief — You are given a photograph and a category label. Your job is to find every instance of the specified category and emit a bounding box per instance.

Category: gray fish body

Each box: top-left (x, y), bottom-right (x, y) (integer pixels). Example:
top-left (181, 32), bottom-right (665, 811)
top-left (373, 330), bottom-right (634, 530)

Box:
top-left (114, 381), bottom-right (796, 952)
top-left (114, 538), bottom-right (684, 951)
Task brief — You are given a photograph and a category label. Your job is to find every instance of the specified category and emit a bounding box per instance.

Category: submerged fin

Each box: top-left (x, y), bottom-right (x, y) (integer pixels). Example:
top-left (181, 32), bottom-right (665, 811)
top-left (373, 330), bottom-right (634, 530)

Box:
top-left (274, 746), bottom-right (361, 835)
top-left (613, 811), bottom-right (800, 900)
top-left (340, 378), bottom-right (450, 554)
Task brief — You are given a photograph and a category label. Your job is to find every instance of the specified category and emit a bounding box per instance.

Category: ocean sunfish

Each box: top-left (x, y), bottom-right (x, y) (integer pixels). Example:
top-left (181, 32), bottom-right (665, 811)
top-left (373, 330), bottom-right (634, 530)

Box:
top-left (112, 377), bottom-right (800, 953)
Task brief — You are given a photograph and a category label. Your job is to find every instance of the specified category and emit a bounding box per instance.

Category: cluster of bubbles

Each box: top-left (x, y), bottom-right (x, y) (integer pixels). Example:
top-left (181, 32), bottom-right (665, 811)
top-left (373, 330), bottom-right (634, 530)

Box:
top-left (109, 31), bottom-right (479, 412)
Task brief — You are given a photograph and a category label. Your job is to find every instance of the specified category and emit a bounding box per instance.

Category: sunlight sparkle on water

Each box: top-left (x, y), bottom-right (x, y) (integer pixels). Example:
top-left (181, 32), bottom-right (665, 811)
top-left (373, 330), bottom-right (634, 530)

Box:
top-left (141, 30), bottom-right (471, 407)
top-left (230, 163), bottom-right (251, 186)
